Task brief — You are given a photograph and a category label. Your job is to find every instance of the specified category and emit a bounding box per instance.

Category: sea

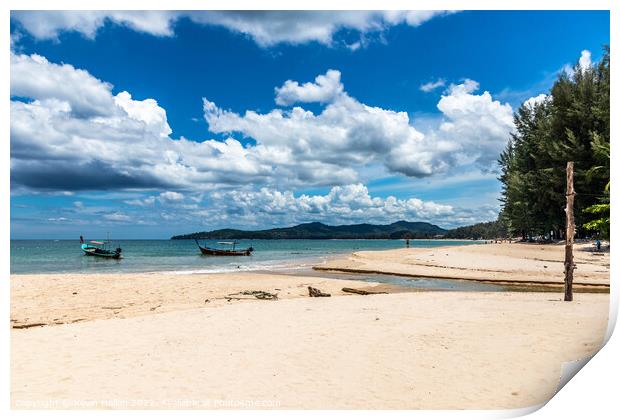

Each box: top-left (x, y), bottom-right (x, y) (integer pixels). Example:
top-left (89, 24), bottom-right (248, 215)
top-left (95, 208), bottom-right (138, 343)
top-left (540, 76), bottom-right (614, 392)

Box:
top-left (10, 239), bottom-right (502, 291)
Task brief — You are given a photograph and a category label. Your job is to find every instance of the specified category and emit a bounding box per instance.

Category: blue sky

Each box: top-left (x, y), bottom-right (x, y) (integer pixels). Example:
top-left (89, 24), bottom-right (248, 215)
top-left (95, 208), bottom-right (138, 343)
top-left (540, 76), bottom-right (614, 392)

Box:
top-left (10, 10), bottom-right (610, 239)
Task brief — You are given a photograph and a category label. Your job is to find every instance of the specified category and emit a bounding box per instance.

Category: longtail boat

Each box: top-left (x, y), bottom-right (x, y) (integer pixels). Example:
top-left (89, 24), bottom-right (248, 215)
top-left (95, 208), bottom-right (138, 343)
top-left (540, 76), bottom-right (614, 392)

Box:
top-left (80, 235), bottom-right (122, 259)
top-left (195, 240), bottom-right (253, 256)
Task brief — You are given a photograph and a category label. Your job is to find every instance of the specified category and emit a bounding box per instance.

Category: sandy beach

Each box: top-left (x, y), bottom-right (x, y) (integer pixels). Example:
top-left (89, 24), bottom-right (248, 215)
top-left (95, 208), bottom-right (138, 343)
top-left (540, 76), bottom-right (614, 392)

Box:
top-left (10, 271), bottom-right (396, 329)
top-left (10, 242), bottom-right (610, 409)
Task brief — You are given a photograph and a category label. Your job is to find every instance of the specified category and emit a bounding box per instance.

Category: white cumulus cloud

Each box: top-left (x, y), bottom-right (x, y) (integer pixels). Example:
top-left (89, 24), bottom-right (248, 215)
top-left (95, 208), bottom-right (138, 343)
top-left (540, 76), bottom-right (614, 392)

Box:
top-left (11, 10), bottom-right (455, 48)
top-left (11, 53), bottom-right (514, 206)
top-left (10, 52), bottom-right (115, 117)
top-left (114, 91), bottom-right (172, 137)
top-left (579, 49), bottom-right (592, 70)
top-left (205, 71), bottom-right (514, 178)
top-left (523, 93), bottom-right (549, 108)
top-left (433, 79), bottom-right (514, 166)
top-left (275, 69), bottom-right (344, 105)
top-left (562, 49), bottom-right (594, 78)
top-left (10, 11), bottom-right (177, 40)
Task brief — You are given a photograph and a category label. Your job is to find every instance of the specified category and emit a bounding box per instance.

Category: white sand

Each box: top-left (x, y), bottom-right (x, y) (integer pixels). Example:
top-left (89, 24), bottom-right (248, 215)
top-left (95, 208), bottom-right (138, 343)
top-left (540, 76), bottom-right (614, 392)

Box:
top-left (12, 291), bottom-right (608, 409)
top-left (10, 271), bottom-right (394, 328)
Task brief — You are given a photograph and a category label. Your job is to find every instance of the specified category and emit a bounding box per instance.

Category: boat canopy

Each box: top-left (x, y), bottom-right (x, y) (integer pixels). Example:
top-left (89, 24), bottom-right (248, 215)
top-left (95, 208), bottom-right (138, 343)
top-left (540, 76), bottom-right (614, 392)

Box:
top-left (217, 241), bottom-right (238, 245)
top-left (90, 241), bottom-right (107, 245)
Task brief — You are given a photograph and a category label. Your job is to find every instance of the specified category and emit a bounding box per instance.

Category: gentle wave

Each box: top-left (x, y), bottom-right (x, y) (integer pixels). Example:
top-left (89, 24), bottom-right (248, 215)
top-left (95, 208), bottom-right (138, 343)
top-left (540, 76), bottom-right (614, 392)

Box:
top-left (167, 262), bottom-right (308, 275)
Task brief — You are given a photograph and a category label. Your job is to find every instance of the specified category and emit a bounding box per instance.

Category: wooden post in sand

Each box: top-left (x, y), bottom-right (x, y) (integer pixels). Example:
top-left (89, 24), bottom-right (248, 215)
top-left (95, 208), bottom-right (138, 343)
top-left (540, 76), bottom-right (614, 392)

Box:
top-left (564, 162), bottom-right (575, 302)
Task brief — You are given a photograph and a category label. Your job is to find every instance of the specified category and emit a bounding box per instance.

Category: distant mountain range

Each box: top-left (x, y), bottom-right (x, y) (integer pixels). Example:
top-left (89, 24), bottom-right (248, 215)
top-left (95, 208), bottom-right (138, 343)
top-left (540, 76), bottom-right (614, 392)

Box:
top-left (171, 221), bottom-right (448, 240)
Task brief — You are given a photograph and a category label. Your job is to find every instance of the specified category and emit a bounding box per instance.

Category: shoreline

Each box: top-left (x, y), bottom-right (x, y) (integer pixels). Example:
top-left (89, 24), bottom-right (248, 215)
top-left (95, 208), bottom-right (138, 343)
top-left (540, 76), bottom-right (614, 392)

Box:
top-left (11, 242), bottom-right (610, 329)
top-left (8, 254), bottom-right (324, 277)
top-left (10, 238), bottom-right (483, 276)
top-left (313, 242), bottom-right (610, 289)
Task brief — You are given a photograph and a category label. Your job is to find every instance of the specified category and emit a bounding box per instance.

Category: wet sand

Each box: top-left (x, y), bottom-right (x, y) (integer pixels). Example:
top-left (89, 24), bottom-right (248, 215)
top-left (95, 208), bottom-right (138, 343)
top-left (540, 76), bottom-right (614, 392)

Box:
top-left (314, 241), bottom-right (610, 288)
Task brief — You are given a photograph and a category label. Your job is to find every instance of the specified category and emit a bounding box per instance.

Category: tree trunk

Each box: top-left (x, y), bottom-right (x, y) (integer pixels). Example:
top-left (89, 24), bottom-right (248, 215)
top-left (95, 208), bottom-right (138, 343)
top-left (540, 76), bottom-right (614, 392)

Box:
top-left (564, 162), bottom-right (576, 302)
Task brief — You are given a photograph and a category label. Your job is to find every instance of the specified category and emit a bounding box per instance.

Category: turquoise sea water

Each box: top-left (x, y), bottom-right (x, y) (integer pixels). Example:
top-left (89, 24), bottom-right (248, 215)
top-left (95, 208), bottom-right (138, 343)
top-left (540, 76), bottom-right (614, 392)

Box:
top-left (11, 239), bottom-right (478, 275)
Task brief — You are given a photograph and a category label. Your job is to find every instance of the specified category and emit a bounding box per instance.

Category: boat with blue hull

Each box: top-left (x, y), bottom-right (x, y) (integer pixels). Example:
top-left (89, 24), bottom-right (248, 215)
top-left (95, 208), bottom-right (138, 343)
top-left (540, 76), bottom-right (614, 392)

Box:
top-left (80, 236), bottom-right (122, 259)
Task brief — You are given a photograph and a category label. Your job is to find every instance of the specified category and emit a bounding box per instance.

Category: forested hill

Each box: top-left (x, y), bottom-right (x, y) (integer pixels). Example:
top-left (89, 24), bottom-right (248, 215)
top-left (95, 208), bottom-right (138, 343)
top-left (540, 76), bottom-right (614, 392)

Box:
top-left (171, 221), bottom-right (447, 240)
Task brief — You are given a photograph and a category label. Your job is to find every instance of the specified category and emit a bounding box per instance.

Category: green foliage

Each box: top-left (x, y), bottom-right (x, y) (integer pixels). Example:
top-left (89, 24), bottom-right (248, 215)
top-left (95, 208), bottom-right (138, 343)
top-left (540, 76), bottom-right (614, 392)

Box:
top-left (498, 46), bottom-right (610, 239)
top-left (582, 181), bottom-right (610, 238)
top-left (584, 203), bottom-right (610, 214)
top-left (582, 217), bottom-right (610, 233)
